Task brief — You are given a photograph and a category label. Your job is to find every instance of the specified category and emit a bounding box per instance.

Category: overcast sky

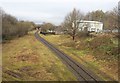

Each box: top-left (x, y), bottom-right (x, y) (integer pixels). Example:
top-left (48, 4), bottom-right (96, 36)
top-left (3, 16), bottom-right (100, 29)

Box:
top-left (0, 0), bottom-right (119, 25)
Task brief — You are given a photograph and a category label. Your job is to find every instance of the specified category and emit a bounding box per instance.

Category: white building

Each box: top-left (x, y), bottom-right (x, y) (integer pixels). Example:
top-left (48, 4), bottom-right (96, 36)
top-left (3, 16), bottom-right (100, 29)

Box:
top-left (77, 20), bottom-right (103, 33)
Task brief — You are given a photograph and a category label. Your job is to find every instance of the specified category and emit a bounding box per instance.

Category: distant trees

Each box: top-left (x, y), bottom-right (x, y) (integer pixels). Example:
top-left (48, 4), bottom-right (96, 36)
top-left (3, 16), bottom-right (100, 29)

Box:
top-left (85, 10), bottom-right (105, 22)
top-left (62, 8), bottom-right (84, 40)
top-left (103, 11), bottom-right (117, 30)
top-left (40, 23), bottom-right (55, 32)
top-left (85, 7), bottom-right (119, 30)
top-left (1, 9), bottom-right (35, 41)
top-left (110, 6), bottom-right (119, 29)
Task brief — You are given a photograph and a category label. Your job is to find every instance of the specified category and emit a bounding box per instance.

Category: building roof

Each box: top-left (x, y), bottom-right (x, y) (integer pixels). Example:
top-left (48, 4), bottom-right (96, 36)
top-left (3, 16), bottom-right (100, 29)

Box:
top-left (77, 20), bottom-right (103, 24)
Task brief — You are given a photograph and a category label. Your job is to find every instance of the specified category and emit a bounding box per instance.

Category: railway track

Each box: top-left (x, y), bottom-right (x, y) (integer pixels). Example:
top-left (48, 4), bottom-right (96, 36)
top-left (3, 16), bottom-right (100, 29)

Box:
top-left (35, 32), bottom-right (103, 82)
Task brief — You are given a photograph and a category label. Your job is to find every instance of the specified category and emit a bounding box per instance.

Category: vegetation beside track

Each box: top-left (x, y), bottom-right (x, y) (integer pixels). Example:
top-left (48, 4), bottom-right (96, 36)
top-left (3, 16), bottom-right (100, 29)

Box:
top-left (41, 34), bottom-right (118, 81)
top-left (2, 32), bottom-right (77, 81)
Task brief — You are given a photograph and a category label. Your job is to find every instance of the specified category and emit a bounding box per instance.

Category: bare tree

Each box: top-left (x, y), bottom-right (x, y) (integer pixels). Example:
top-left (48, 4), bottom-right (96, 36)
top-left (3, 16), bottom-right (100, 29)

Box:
top-left (63, 8), bottom-right (84, 40)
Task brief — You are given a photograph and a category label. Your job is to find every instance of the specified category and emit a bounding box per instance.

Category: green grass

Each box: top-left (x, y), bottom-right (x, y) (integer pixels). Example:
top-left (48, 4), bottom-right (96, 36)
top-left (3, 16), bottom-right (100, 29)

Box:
top-left (2, 32), bottom-right (77, 81)
top-left (41, 34), bottom-right (118, 81)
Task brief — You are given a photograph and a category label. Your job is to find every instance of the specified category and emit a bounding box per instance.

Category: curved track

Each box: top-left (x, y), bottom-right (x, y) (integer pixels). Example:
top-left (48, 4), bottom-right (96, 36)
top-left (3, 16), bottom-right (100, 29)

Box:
top-left (35, 32), bottom-right (103, 82)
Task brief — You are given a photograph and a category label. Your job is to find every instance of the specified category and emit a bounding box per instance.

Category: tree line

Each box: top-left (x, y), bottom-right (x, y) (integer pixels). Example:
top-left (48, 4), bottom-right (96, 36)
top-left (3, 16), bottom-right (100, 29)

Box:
top-left (38, 23), bottom-right (55, 32)
top-left (84, 7), bottom-right (119, 30)
top-left (1, 9), bottom-right (35, 41)
top-left (1, 5), bottom-right (119, 41)
top-left (61, 6), bottom-right (119, 40)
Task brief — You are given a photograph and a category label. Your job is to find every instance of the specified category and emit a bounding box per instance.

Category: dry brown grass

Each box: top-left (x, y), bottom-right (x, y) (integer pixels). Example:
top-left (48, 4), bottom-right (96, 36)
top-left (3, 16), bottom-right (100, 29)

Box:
top-left (2, 32), bottom-right (77, 81)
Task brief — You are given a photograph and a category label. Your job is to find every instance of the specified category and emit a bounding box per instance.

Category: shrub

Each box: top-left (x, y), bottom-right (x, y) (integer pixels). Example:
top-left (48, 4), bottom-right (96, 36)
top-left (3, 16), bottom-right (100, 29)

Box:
top-left (89, 35), bottom-right (113, 49)
top-left (77, 32), bottom-right (90, 38)
top-left (75, 34), bottom-right (118, 61)
top-left (87, 35), bottom-right (119, 61)
top-left (2, 12), bottom-right (35, 41)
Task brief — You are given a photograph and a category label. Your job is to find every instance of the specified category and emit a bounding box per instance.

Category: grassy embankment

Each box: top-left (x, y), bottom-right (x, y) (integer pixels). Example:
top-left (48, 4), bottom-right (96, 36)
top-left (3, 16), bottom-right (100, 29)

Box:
top-left (0, 44), bottom-right (2, 82)
top-left (41, 34), bottom-right (118, 81)
top-left (2, 32), bottom-right (77, 81)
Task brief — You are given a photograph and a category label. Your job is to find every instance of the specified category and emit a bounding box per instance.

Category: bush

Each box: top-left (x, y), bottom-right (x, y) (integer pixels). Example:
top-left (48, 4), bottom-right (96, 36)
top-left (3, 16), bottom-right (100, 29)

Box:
top-left (75, 34), bottom-right (118, 61)
top-left (87, 35), bottom-right (119, 60)
top-left (89, 35), bottom-right (113, 49)
top-left (2, 12), bottom-right (35, 41)
top-left (77, 32), bottom-right (90, 38)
